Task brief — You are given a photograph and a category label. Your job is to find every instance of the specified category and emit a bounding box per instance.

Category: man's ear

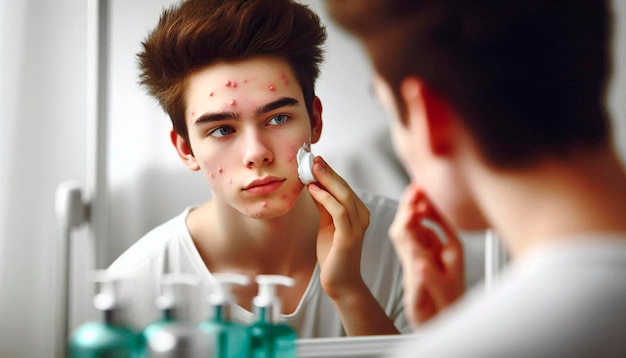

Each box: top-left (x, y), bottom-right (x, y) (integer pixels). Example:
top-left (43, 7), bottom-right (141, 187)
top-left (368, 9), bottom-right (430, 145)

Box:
top-left (310, 96), bottom-right (323, 144)
top-left (400, 77), bottom-right (454, 156)
top-left (170, 129), bottom-right (200, 171)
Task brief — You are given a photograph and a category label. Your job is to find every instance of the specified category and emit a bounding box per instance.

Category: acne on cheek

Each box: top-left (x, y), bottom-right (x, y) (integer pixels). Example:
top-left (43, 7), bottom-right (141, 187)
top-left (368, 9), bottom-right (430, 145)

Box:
top-left (203, 163), bottom-right (226, 181)
top-left (285, 144), bottom-right (301, 163)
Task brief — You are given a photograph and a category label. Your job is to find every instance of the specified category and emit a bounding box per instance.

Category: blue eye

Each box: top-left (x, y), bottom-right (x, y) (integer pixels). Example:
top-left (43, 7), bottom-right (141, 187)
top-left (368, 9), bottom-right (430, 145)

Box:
top-left (268, 114), bottom-right (289, 125)
top-left (209, 126), bottom-right (235, 138)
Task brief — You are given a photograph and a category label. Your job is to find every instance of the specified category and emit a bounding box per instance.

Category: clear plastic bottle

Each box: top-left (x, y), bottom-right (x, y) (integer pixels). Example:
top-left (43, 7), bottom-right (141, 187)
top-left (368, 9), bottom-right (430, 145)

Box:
top-left (67, 271), bottom-right (140, 357)
top-left (247, 275), bottom-right (297, 358)
top-left (198, 273), bottom-right (251, 358)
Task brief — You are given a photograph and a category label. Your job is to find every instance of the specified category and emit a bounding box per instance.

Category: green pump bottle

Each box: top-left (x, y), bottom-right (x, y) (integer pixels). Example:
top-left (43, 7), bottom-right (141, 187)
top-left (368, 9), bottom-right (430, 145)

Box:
top-left (67, 271), bottom-right (140, 357)
top-left (247, 275), bottom-right (297, 358)
top-left (198, 273), bottom-right (251, 358)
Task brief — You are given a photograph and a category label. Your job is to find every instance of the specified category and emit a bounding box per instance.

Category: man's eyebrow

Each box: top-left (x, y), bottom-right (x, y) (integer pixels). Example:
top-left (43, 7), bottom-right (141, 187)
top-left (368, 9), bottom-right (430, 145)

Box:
top-left (194, 111), bottom-right (238, 126)
top-left (256, 97), bottom-right (300, 116)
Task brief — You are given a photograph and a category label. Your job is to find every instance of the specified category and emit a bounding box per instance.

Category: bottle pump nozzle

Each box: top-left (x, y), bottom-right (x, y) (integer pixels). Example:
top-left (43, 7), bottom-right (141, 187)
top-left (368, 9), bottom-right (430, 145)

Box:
top-left (252, 275), bottom-right (295, 323)
top-left (91, 270), bottom-right (120, 312)
top-left (155, 273), bottom-right (199, 320)
top-left (208, 273), bottom-right (250, 323)
top-left (209, 273), bottom-right (250, 306)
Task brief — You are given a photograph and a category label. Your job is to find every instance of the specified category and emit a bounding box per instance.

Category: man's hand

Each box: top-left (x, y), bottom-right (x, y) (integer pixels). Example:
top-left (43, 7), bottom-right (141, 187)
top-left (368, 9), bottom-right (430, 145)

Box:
top-left (306, 156), bottom-right (370, 299)
top-left (389, 183), bottom-right (465, 327)
top-left (306, 156), bottom-right (399, 336)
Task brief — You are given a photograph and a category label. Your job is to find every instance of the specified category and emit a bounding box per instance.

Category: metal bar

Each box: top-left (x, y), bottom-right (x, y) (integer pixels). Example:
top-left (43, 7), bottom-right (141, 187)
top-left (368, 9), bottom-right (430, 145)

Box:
top-left (484, 229), bottom-right (507, 292)
top-left (54, 182), bottom-right (87, 358)
top-left (86, 0), bottom-right (109, 271)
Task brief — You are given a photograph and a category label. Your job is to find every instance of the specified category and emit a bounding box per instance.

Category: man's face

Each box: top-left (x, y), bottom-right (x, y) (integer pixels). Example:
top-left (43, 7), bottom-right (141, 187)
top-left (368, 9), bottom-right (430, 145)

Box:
top-left (372, 72), bottom-right (490, 231)
top-left (182, 56), bottom-right (319, 219)
top-left (371, 73), bottom-right (424, 182)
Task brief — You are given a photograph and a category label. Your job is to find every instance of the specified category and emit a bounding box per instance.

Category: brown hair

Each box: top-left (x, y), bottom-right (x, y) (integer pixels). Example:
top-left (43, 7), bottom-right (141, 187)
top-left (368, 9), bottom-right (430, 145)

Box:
top-left (327, 0), bottom-right (612, 168)
top-left (138, 0), bottom-right (327, 148)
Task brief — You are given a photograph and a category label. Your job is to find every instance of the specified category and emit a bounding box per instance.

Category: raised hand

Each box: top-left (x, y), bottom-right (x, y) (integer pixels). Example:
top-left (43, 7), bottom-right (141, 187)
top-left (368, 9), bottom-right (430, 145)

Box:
top-left (306, 156), bottom-right (399, 335)
top-left (306, 156), bottom-right (370, 299)
top-left (389, 183), bottom-right (465, 326)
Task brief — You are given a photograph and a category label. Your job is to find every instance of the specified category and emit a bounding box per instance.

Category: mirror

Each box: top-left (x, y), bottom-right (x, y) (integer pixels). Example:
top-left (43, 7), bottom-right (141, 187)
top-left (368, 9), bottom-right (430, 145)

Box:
top-left (97, 0), bottom-right (490, 347)
top-left (100, 0), bottom-right (417, 343)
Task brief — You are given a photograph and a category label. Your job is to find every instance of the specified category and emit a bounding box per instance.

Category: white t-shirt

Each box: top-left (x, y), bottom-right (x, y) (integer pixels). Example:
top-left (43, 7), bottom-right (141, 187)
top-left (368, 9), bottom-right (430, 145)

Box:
top-left (108, 191), bottom-right (410, 338)
top-left (389, 235), bottom-right (626, 357)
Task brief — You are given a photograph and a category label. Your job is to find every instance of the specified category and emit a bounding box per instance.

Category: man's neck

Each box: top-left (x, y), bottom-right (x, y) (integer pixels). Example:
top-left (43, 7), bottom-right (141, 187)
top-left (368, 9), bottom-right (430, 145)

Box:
top-left (187, 189), bottom-right (320, 276)
top-left (473, 146), bottom-right (626, 260)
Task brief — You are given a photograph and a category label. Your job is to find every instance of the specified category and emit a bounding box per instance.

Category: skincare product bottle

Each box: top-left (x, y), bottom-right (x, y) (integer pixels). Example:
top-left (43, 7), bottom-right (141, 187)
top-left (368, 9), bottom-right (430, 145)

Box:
top-left (247, 275), bottom-right (297, 358)
top-left (198, 273), bottom-right (251, 358)
top-left (142, 273), bottom-right (213, 358)
top-left (67, 271), bottom-right (140, 358)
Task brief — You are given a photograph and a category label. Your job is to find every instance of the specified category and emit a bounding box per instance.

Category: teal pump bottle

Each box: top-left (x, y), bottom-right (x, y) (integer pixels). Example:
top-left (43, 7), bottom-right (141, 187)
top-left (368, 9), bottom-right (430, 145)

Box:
top-left (247, 275), bottom-right (297, 358)
top-left (198, 273), bottom-right (251, 358)
top-left (67, 271), bottom-right (140, 357)
top-left (141, 273), bottom-right (214, 358)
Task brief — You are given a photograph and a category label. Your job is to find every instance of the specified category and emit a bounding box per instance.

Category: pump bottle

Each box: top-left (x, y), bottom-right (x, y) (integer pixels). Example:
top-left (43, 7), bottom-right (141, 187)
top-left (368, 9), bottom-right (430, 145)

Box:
top-left (198, 273), bottom-right (251, 358)
top-left (67, 270), bottom-right (140, 357)
top-left (141, 273), bottom-right (213, 358)
top-left (247, 275), bottom-right (297, 358)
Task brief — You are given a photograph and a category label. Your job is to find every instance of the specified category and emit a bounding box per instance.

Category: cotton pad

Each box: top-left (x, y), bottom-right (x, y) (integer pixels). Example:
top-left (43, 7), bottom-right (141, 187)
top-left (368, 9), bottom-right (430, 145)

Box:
top-left (297, 143), bottom-right (316, 185)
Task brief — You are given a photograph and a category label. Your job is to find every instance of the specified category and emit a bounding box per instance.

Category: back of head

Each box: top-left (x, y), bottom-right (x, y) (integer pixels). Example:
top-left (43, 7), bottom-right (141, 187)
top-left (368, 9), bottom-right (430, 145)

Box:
top-left (138, 0), bottom-right (327, 145)
top-left (327, 0), bottom-right (612, 168)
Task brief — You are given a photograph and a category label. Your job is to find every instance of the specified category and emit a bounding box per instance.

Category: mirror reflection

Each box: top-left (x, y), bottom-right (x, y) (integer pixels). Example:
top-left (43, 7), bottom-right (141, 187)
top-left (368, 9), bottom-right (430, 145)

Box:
top-left (104, 0), bottom-right (414, 343)
top-left (101, 0), bottom-right (486, 347)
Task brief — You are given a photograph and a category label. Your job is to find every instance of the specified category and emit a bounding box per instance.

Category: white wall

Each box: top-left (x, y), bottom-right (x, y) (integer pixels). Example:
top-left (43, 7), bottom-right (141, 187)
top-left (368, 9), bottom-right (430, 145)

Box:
top-left (0, 1), bottom-right (624, 357)
top-left (0, 0), bottom-right (88, 356)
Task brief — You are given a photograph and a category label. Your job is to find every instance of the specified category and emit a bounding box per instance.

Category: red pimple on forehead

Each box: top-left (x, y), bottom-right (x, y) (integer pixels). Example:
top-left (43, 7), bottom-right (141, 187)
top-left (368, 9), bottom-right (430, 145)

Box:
top-left (268, 85), bottom-right (276, 92)
top-left (225, 80), bottom-right (237, 88)
top-left (279, 71), bottom-right (289, 86)
top-left (209, 92), bottom-right (214, 97)
top-left (217, 167), bottom-right (223, 174)
top-left (230, 100), bottom-right (236, 106)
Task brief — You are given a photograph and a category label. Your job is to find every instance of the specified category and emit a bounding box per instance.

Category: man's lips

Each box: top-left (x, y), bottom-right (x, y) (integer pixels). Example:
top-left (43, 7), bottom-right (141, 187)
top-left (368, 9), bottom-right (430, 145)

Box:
top-left (243, 177), bottom-right (285, 194)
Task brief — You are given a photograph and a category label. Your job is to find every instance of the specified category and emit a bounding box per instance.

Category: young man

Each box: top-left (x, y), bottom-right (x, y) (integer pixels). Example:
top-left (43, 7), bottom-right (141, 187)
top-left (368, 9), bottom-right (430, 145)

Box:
top-left (327, 0), bottom-right (626, 355)
top-left (107, 0), bottom-right (410, 338)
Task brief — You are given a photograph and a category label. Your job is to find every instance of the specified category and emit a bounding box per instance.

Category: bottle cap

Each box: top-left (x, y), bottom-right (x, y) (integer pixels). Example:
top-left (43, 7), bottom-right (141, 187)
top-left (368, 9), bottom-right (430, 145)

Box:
top-left (297, 143), bottom-right (316, 185)
top-left (155, 273), bottom-right (199, 320)
top-left (208, 273), bottom-right (250, 306)
top-left (91, 270), bottom-right (120, 311)
top-left (252, 275), bottom-right (294, 323)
